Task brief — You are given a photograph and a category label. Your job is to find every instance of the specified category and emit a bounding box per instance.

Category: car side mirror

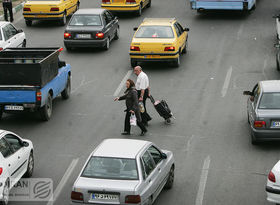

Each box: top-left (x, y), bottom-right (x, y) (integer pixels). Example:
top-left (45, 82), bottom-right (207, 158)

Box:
top-left (17, 29), bottom-right (23, 33)
top-left (161, 153), bottom-right (167, 159)
top-left (133, 27), bottom-right (138, 31)
top-left (243, 91), bottom-right (252, 96)
top-left (184, 28), bottom-right (190, 32)
top-left (22, 141), bottom-right (29, 147)
top-left (275, 44), bottom-right (280, 49)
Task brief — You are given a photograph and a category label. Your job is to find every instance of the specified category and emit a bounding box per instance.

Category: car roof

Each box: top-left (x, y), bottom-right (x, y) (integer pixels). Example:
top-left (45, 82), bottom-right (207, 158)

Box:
top-left (93, 139), bottom-right (151, 159)
top-left (260, 80), bottom-right (280, 93)
top-left (141, 18), bottom-right (176, 26)
top-left (74, 8), bottom-right (105, 15)
top-left (0, 21), bottom-right (9, 27)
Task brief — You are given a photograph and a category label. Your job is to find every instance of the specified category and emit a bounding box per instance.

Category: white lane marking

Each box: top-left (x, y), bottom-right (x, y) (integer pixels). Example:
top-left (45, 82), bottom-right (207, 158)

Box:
top-left (71, 75), bottom-right (96, 94)
top-left (262, 59), bottom-right (267, 80)
top-left (47, 158), bottom-right (79, 205)
top-left (195, 156), bottom-right (211, 205)
top-left (113, 70), bottom-right (133, 96)
top-left (221, 66), bottom-right (232, 97)
top-left (237, 23), bottom-right (244, 40)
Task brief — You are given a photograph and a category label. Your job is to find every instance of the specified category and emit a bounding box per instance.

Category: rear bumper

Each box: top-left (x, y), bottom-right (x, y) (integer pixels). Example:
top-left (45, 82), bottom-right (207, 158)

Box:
top-left (130, 52), bottom-right (179, 62)
top-left (64, 39), bottom-right (107, 48)
top-left (251, 127), bottom-right (280, 141)
top-left (23, 13), bottom-right (64, 21)
top-left (101, 4), bottom-right (140, 11)
top-left (190, 1), bottom-right (253, 10)
top-left (266, 186), bottom-right (280, 203)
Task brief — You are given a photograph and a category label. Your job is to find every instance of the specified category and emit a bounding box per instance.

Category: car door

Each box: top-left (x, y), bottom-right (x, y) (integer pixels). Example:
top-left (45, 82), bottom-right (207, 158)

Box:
top-left (4, 134), bottom-right (29, 180)
top-left (106, 11), bottom-right (118, 35)
top-left (0, 138), bottom-right (18, 185)
top-left (248, 84), bottom-right (260, 125)
top-left (103, 12), bottom-right (113, 41)
top-left (63, 0), bottom-right (71, 16)
top-left (174, 22), bottom-right (186, 52)
top-left (8, 24), bottom-right (24, 47)
top-left (2, 24), bottom-right (13, 49)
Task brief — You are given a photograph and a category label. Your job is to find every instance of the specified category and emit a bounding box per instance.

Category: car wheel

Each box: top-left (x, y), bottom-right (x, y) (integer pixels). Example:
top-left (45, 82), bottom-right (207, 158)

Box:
top-left (60, 12), bottom-right (67, 26)
top-left (147, 0), bottom-right (151, 8)
top-left (147, 196), bottom-right (153, 205)
top-left (22, 39), bottom-right (26, 48)
top-left (136, 4), bottom-right (142, 16)
top-left (164, 165), bottom-right (174, 189)
top-left (250, 129), bottom-right (258, 145)
top-left (131, 59), bottom-right (137, 68)
top-left (114, 27), bottom-right (120, 40)
top-left (277, 52), bottom-right (280, 71)
top-left (25, 20), bottom-right (32, 27)
top-left (61, 77), bottom-right (71, 99)
top-left (173, 54), bottom-right (180, 68)
top-left (24, 152), bottom-right (34, 178)
top-left (0, 180), bottom-right (9, 205)
top-left (104, 38), bottom-right (110, 50)
top-left (182, 42), bottom-right (187, 54)
top-left (40, 93), bottom-right (52, 121)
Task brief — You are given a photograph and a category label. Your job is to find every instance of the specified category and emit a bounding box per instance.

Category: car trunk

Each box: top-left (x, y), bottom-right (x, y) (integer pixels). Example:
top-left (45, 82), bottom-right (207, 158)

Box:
top-left (74, 177), bottom-right (139, 204)
top-left (257, 109), bottom-right (280, 129)
top-left (66, 26), bottom-right (103, 40)
top-left (24, 1), bottom-right (61, 13)
top-left (131, 38), bottom-right (175, 53)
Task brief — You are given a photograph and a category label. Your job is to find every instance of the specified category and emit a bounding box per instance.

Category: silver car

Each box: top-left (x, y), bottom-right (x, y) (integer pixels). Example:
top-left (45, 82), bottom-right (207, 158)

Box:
top-left (71, 139), bottom-right (175, 205)
top-left (244, 80), bottom-right (280, 144)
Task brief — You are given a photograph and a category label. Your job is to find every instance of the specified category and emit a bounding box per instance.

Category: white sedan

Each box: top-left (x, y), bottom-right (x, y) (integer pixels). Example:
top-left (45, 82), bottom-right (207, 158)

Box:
top-left (0, 129), bottom-right (34, 205)
top-left (71, 139), bottom-right (175, 205)
top-left (0, 21), bottom-right (26, 51)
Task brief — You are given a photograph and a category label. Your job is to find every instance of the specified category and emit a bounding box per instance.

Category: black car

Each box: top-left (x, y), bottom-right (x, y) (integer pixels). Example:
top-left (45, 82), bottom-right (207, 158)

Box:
top-left (64, 8), bottom-right (119, 50)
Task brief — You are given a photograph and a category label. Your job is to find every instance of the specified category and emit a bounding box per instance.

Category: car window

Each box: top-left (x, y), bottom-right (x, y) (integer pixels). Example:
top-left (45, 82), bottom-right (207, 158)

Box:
top-left (7, 24), bottom-right (18, 37)
top-left (4, 134), bottom-right (22, 153)
top-left (81, 157), bottom-right (139, 180)
top-left (103, 13), bottom-right (110, 25)
top-left (135, 26), bottom-right (174, 38)
top-left (105, 11), bottom-right (113, 22)
top-left (69, 15), bottom-right (102, 26)
top-left (253, 84), bottom-right (260, 106)
top-left (141, 151), bottom-right (155, 176)
top-left (0, 138), bottom-right (13, 158)
top-left (174, 23), bottom-right (182, 37)
top-left (140, 159), bottom-right (147, 180)
top-left (147, 146), bottom-right (162, 165)
top-left (2, 25), bottom-right (11, 41)
top-left (259, 93), bottom-right (280, 109)
top-left (0, 29), bottom-right (2, 41)
top-left (176, 22), bottom-right (184, 34)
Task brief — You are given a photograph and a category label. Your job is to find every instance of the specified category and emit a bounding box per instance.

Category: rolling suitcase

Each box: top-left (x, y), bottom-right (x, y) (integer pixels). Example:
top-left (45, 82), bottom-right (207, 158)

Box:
top-left (149, 95), bottom-right (173, 123)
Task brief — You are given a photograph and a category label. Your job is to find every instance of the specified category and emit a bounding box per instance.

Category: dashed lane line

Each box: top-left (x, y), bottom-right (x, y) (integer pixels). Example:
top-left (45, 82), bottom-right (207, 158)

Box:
top-left (221, 66), bottom-right (232, 97)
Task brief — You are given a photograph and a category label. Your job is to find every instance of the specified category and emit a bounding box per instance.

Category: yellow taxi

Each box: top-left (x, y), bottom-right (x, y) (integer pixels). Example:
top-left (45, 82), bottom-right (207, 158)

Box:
top-left (101, 0), bottom-right (151, 16)
top-left (23, 0), bottom-right (80, 26)
top-left (129, 18), bottom-right (189, 67)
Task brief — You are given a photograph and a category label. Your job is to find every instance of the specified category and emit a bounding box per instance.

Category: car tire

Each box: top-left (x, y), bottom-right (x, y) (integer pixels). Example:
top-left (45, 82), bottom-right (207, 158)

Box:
top-left (24, 152), bottom-right (34, 178)
top-left (40, 93), bottom-right (52, 121)
top-left (104, 38), bottom-right (110, 50)
top-left (136, 4), bottom-right (142, 16)
top-left (22, 39), bottom-right (26, 48)
top-left (147, 0), bottom-right (151, 8)
top-left (276, 52), bottom-right (280, 71)
top-left (147, 196), bottom-right (153, 205)
top-left (114, 27), bottom-right (120, 40)
top-left (131, 59), bottom-right (137, 68)
top-left (164, 165), bottom-right (174, 189)
top-left (182, 42), bottom-right (187, 54)
top-left (173, 54), bottom-right (180, 68)
top-left (60, 12), bottom-right (67, 26)
top-left (0, 180), bottom-right (9, 205)
top-left (61, 77), bottom-right (71, 100)
top-left (25, 20), bottom-right (32, 27)
top-left (250, 129), bottom-right (258, 145)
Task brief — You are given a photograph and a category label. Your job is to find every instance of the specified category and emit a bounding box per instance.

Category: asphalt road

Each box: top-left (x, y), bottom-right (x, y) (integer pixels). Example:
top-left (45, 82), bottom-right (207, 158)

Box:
top-left (2, 0), bottom-right (280, 204)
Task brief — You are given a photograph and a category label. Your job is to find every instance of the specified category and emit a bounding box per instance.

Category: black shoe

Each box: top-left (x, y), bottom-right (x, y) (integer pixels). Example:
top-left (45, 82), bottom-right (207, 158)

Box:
top-left (121, 132), bottom-right (130, 135)
top-left (140, 130), bottom-right (147, 136)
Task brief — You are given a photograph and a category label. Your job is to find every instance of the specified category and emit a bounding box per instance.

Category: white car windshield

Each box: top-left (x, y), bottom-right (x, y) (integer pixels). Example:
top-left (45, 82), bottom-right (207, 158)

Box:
top-left (69, 15), bottom-right (102, 26)
top-left (135, 26), bottom-right (174, 38)
top-left (82, 157), bottom-right (138, 180)
top-left (259, 93), bottom-right (280, 109)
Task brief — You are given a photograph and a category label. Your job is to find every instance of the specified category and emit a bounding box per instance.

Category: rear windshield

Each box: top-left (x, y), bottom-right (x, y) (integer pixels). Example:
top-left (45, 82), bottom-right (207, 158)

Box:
top-left (81, 157), bottom-right (138, 180)
top-left (135, 26), bottom-right (174, 38)
top-left (259, 93), bottom-right (280, 109)
top-left (69, 15), bottom-right (102, 26)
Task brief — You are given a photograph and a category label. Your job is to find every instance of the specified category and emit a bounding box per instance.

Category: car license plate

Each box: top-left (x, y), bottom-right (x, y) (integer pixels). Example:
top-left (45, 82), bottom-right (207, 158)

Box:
top-left (76, 34), bottom-right (91, 39)
top-left (272, 121), bottom-right (280, 127)
top-left (92, 193), bottom-right (118, 200)
top-left (4, 105), bottom-right (24, 111)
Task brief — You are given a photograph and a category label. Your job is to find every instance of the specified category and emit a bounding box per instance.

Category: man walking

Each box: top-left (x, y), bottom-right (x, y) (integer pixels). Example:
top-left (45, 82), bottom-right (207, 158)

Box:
top-left (2, 0), bottom-right (13, 22)
top-left (134, 66), bottom-right (152, 126)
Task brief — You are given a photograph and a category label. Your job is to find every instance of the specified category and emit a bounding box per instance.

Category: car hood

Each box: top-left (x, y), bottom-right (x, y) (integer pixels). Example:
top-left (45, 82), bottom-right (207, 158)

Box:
top-left (74, 177), bottom-right (139, 192)
top-left (66, 26), bottom-right (103, 32)
top-left (256, 109), bottom-right (280, 118)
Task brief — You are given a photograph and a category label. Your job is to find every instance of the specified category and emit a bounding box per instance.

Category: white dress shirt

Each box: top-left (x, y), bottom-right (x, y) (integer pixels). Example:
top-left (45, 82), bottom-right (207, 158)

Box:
top-left (136, 71), bottom-right (149, 90)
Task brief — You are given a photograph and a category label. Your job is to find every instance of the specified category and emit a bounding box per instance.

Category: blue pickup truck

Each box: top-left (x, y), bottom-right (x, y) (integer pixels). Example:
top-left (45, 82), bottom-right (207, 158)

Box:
top-left (0, 47), bottom-right (71, 121)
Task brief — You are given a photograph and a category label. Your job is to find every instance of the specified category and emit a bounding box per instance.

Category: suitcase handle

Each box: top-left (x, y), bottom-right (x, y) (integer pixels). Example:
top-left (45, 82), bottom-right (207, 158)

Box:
top-left (149, 95), bottom-right (155, 104)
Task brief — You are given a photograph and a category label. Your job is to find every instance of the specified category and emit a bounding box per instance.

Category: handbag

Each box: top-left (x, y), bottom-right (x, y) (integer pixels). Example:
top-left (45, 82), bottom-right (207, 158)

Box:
top-left (130, 114), bottom-right (137, 126)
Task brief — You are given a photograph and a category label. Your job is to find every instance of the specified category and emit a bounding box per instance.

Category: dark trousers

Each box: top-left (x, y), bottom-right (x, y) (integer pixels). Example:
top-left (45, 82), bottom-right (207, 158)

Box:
top-left (3, 2), bottom-right (13, 22)
top-left (137, 89), bottom-right (152, 124)
top-left (124, 111), bottom-right (147, 133)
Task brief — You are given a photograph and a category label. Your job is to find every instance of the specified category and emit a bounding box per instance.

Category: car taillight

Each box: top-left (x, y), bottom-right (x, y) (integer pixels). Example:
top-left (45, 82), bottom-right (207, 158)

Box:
top-left (23, 7), bottom-right (31, 11)
top-left (96, 33), bottom-right (104, 39)
top-left (130, 46), bottom-right (140, 51)
top-left (254, 120), bottom-right (266, 128)
top-left (126, 0), bottom-right (136, 4)
top-left (0, 48), bottom-right (3, 51)
top-left (50, 7), bottom-right (59, 11)
top-left (164, 46), bottom-right (175, 51)
top-left (0, 168), bottom-right (2, 176)
top-left (268, 171), bottom-right (276, 183)
top-left (64, 32), bottom-right (71, 39)
top-left (125, 195), bottom-right (141, 203)
top-left (71, 191), bottom-right (83, 201)
top-left (59, 47), bottom-right (64, 52)
top-left (102, 0), bottom-right (111, 4)
top-left (36, 92), bottom-right (41, 102)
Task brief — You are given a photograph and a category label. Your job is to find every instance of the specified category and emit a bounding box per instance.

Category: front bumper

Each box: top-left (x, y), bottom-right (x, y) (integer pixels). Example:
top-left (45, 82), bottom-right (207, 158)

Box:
top-left (101, 4), bottom-right (140, 11)
top-left (266, 186), bottom-right (280, 203)
top-left (251, 127), bottom-right (280, 141)
top-left (64, 39), bottom-right (107, 48)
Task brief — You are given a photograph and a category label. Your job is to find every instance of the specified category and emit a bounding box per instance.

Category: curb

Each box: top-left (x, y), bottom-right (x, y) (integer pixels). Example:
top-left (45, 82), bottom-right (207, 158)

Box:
top-left (0, 2), bottom-right (25, 21)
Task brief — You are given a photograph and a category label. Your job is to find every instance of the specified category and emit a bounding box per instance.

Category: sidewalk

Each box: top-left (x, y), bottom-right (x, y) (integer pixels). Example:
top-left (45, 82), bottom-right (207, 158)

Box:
top-left (0, 0), bottom-right (25, 21)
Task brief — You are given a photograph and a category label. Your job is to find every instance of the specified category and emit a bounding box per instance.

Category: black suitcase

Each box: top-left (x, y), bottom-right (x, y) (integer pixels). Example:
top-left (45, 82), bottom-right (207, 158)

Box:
top-left (149, 95), bottom-right (173, 123)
